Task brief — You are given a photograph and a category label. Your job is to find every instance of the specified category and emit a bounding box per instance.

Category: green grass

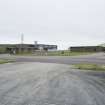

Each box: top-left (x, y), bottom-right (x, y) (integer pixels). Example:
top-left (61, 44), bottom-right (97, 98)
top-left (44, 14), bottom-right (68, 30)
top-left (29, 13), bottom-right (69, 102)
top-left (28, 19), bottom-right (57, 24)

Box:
top-left (16, 53), bottom-right (32, 56)
top-left (73, 64), bottom-right (105, 71)
top-left (47, 51), bottom-right (94, 56)
top-left (0, 59), bottom-right (15, 64)
top-left (0, 47), bottom-right (6, 53)
top-left (16, 51), bottom-right (94, 56)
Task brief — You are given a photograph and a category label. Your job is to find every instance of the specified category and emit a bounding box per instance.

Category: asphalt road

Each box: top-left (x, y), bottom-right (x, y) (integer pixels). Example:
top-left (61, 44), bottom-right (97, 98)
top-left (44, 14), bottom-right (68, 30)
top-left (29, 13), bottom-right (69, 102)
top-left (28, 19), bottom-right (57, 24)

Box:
top-left (1, 53), bottom-right (105, 64)
top-left (0, 62), bottom-right (105, 105)
top-left (0, 53), bottom-right (105, 105)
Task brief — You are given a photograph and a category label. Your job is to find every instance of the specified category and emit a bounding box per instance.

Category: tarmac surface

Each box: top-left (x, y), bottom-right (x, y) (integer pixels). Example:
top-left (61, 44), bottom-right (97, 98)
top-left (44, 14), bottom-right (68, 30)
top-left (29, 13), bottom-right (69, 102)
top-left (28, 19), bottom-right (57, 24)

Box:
top-left (0, 62), bottom-right (105, 105)
top-left (1, 53), bottom-right (105, 64)
top-left (0, 53), bottom-right (105, 105)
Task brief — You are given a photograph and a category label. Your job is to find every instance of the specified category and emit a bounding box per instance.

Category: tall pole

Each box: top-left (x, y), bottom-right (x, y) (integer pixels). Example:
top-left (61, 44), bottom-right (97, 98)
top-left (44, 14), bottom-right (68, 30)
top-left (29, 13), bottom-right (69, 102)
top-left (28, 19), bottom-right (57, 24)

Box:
top-left (19, 33), bottom-right (24, 53)
top-left (21, 33), bottom-right (24, 44)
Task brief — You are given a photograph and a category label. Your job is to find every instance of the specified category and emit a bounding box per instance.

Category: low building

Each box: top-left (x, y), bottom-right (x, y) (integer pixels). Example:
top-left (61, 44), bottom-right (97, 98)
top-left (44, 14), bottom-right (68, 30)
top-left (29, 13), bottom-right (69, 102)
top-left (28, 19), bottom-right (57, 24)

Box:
top-left (0, 44), bottom-right (57, 54)
top-left (69, 46), bottom-right (105, 52)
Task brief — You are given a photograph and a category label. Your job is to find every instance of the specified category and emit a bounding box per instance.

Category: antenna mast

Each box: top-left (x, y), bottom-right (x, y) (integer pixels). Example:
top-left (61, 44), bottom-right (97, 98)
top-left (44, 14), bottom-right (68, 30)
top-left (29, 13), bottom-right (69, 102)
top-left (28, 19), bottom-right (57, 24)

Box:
top-left (21, 33), bottom-right (24, 44)
top-left (19, 33), bottom-right (24, 53)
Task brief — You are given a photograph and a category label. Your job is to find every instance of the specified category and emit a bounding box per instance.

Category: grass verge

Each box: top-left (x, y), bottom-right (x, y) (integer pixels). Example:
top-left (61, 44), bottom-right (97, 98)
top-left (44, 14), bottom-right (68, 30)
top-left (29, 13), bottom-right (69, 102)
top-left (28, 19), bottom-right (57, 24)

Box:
top-left (0, 59), bottom-right (15, 64)
top-left (47, 51), bottom-right (94, 56)
top-left (16, 51), bottom-right (94, 56)
top-left (73, 64), bottom-right (105, 71)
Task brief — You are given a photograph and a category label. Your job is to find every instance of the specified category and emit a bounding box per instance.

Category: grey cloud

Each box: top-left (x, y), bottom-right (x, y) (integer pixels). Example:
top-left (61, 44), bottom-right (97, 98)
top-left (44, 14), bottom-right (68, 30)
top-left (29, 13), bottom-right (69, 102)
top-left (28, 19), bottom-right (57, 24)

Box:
top-left (0, 0), bottom-right (104, 49)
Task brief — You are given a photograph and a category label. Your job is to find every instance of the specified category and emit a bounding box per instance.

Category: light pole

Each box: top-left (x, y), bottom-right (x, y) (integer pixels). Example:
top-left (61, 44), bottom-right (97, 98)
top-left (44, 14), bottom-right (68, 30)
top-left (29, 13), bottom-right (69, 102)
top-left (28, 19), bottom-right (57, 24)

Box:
top-left (19, 33), bottom-right (24, 53)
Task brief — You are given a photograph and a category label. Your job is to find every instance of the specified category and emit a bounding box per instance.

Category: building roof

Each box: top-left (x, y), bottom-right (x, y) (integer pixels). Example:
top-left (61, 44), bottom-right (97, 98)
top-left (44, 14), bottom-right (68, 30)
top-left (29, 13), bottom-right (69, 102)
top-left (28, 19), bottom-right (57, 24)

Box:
top-left (0, 44), bottom-right (57, 49)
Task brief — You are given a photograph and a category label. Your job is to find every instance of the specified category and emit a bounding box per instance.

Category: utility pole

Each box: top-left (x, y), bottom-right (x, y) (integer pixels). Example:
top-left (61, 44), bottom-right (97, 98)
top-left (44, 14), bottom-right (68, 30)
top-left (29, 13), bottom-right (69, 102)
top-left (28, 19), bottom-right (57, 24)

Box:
top-left (34, 41), bottom-right (38, 54)
top-left (21, 33), bottom-right (24, 44)
top-left (19, 33), bottom-right (24, 53)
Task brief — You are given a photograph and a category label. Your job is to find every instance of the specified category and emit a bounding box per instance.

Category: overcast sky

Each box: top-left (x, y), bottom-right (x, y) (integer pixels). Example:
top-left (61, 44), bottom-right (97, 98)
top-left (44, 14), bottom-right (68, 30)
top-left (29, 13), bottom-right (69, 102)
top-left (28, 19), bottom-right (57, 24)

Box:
top-left (0, 0), bottom-right (104, 49)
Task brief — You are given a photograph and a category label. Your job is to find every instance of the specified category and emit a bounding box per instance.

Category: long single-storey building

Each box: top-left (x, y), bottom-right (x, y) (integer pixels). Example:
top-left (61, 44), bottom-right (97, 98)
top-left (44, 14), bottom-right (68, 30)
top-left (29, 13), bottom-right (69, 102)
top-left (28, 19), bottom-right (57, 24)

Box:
top-left (69, 46), bottom-right (105, 52)
top-left (0, 44), bottom-right (57, 54)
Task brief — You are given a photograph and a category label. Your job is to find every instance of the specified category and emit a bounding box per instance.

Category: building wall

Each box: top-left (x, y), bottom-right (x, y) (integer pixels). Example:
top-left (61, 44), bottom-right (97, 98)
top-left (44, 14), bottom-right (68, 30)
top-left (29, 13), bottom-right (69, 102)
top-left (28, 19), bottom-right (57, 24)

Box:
top-left (70, 46), bottom-right (105, 52)
top-left (3, 44), bottom-right (57, 54)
